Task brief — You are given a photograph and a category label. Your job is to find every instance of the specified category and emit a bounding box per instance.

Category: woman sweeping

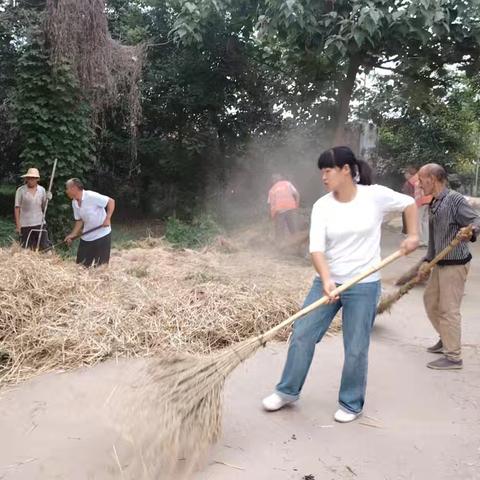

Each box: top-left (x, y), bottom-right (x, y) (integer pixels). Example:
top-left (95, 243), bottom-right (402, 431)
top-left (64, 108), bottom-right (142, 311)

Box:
top-left (262, 146), bottom-right (419, 422)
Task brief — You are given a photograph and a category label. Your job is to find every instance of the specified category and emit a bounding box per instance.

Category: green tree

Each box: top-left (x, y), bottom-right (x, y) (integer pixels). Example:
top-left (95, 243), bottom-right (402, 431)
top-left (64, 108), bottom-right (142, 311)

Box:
top-left (14, 35), bottom-right (95, 238)
top-left (172, 0), bottom-right (480, 144)
top-left (361, 73), bottom-right (480, 183)
top-left (0, 2), bottom-right (45, 179)
top-left (97, 0), bottom-right (288, 218)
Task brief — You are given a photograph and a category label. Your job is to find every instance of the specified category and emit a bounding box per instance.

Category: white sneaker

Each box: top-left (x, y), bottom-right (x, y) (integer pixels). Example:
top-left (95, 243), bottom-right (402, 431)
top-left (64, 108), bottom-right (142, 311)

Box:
top-left (262, 393), bottom-right (295, 412)
top-left (334, 408), bottom-right (361, 423)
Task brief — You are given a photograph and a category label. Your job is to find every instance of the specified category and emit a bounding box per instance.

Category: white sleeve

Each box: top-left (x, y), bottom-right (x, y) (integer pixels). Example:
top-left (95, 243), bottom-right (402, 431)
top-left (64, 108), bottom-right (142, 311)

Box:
top-left (309, 203), bottom-right (326, 253)
top-left (73, 201), bottom-right (81, 221)
top-left (89, 191), bottom-right (109, 208)
top-left (14, 188), bottom-right (22, 208)
top-left (372, 185), bottom-right (414, 214)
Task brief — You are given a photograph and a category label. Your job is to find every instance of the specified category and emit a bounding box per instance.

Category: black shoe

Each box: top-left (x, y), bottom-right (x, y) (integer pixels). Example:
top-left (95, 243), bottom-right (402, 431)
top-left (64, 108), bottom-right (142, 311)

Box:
top-left (427, 340), bottom-right (443, 354)
top-left (427, 356), bottom-right (463, 370)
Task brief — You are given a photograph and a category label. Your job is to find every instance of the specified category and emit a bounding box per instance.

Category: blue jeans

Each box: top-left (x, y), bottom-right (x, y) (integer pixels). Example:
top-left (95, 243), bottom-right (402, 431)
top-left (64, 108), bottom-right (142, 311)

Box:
top-left (276, 277), bottom-right (381, 414)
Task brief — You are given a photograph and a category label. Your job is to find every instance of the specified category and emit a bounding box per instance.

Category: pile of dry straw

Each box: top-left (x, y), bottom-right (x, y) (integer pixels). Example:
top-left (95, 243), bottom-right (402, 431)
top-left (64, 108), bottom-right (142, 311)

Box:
top-left (0, 240), bottom-right (331, 387)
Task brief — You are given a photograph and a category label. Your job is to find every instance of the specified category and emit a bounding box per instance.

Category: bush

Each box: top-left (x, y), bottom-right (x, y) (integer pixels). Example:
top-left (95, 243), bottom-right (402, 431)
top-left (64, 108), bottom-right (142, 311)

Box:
top-left (14, 36), bottom-right (94, 241)
top-left (0, 185), bottom-right (16, 218)
top-left (165, 216), bottom-right (221, 249)
top-left (0, 217), bottom-right (16, 246)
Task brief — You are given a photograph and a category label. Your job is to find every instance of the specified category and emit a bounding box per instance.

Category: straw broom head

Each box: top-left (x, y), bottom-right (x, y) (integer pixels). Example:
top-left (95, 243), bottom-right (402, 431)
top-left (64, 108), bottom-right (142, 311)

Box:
top-left (394, 259), bottom-right (424, 286)
top-left (376, 282), bottom-right (416, 315)
top-left (113, 336), bottom-right (267, 478)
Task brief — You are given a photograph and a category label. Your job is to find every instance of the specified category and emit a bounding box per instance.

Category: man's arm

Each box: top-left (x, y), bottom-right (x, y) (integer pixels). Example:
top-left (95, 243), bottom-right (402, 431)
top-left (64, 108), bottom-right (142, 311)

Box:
top-left (400, 203), bottom-right (420, 254)
top-left (103, 198), bottom-right (115, 227)
top-left (456, 197), bottom-right (480, 242)
top-left (292, 189), bottom-right (300, 207)
top-left (14, 189), bottom-right (22, 233)
top-left (41, 188), bottom-right (52, 210)
top-left (64, 220), bottom-right (84, 246)
top-left (14, 207), bottom-right (21, 233)
top-left (289, 183), bottom-right (300, 207)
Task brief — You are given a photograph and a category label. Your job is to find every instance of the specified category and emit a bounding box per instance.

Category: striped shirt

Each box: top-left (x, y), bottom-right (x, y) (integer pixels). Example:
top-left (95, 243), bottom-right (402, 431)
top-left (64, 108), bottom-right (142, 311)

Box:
top-left (426, 188), bottom-right (480, 265)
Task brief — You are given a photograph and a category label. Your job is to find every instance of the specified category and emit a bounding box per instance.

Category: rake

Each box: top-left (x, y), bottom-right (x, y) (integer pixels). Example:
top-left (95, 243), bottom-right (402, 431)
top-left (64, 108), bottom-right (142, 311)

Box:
top-left (42, 225), bottom-right (107, 253)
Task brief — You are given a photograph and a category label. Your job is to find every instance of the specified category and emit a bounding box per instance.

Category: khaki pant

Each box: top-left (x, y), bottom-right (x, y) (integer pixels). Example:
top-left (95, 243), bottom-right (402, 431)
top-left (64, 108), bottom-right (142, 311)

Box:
top-left (423, 263), bottom-right (470, 361)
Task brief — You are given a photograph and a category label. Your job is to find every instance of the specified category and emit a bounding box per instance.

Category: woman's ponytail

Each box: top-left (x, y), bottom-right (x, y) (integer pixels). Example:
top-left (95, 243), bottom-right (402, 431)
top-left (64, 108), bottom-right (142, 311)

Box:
top-left (356, 159), bottom-right (373, 186)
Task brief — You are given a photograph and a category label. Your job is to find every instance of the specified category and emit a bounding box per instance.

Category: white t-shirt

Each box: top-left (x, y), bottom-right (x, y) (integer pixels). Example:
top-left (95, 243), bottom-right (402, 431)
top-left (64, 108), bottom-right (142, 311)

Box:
top-left (72, 190), bottom-right (111, 241)
top-left (309, 184), bottom-right (414, 283)
top-left (15, 185), bottom-right (47, 227)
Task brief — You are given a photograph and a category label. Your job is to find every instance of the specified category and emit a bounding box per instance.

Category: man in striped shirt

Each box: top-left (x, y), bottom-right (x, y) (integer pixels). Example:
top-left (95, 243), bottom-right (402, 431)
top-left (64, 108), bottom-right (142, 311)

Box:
top-left (418, 164), bottom-right (480, 370)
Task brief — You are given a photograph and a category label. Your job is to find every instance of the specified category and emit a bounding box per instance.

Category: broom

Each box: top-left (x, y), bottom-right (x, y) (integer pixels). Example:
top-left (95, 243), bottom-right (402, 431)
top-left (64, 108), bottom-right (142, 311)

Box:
top-left (115, 250), bottom-right (404, 477)
top-left (394, 258), bottom-right (425, 286)
top-left (377, 225), bottom-right (473, 315)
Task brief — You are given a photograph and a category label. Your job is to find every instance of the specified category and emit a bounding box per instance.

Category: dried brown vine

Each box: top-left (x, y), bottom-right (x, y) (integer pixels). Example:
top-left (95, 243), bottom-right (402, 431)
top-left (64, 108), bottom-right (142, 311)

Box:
top-left (44, 0), bottom-right (144, 165)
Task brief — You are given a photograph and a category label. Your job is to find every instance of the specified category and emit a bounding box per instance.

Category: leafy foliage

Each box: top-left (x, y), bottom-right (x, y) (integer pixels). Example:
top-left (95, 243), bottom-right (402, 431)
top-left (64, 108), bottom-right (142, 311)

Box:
top-left (0, 217), bottom-right (16, 247)
top-left (358, 73), bottom-right (480, 183)
top-left (173, 0), bottom-right (480, 141)
top-left (1, 0), bottom-right (480, 228)
top-left (165, 215), bottom-right (222, 248)
top-left (14, 35), bottom-right (95, 237)
top-left (0, 185), bottom-right (16, 218)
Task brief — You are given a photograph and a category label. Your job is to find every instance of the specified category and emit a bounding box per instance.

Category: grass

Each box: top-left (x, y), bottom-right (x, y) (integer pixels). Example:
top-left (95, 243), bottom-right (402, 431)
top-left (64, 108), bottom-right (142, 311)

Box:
top-left (0, 216), bottom-right (165, 252)
top-left (0, 218), bottom-right (16, 247)
top-left (111, 220), bottom-right (164, 249)
top-left (0, 215), bottom-right (223, 253)
top-left (0, 184), bottom-right (16, 195)
top-left (164, 216), bottom-right (221, 249)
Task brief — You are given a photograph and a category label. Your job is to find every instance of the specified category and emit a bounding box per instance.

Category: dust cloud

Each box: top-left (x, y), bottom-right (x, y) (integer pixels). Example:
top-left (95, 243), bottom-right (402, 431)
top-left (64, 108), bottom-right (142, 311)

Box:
top-left (207, 127), bottom-right (329, 230)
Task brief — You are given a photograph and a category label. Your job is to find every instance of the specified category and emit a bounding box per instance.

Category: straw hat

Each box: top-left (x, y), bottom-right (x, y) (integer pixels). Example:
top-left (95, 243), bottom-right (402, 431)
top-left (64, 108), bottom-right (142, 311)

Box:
top-left (21, 168), bottom-right (40, 179)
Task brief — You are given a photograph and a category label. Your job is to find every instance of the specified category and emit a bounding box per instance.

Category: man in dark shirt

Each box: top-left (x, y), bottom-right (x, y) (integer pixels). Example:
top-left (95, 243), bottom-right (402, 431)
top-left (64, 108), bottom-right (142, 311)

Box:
top-left (418, 163), bottom-right (480, 370)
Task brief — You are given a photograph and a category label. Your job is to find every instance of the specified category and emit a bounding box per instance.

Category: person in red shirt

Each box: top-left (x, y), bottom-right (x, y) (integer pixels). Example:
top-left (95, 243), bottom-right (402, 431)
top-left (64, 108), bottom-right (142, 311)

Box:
top-left (268, 174), bottom-right (300, 241)
top-left (402, 166), bottom-right (418, 198)
top-left (402, 166), bottom-right (431, 246)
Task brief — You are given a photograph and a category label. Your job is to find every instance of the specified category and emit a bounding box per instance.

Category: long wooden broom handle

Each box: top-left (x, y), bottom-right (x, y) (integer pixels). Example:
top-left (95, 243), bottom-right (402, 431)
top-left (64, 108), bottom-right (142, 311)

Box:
top-left (259, 249), bottom-right (404, 343)
top-left (422, 225), bottom-right (473, 272)
top-left (376, 225), bottom-right (474, 315)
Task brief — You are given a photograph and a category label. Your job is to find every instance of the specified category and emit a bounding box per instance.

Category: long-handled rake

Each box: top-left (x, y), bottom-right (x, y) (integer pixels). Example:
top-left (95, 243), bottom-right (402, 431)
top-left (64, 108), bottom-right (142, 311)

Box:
top-left (116, 250), bottom-right (404, 477)
top-left (35, 158), bottom-right (57, 251)
top-left (377, 226), bottom-right (473, 314)
top-left (42, 225), bottom-right (107, 253)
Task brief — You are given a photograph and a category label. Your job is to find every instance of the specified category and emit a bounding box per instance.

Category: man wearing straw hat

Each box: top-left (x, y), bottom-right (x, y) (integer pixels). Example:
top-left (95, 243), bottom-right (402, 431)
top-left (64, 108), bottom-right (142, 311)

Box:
top-left (14, 167), bottom-right (52, 250)
top-left (418, 163), bottom-right (480, 370)
top-left (64, 178), bottom-right (115, 267)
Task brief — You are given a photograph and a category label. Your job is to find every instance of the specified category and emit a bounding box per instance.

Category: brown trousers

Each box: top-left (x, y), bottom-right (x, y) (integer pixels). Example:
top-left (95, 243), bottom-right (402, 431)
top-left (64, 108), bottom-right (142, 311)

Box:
top-left (423, 263), bottom-right (470, 361)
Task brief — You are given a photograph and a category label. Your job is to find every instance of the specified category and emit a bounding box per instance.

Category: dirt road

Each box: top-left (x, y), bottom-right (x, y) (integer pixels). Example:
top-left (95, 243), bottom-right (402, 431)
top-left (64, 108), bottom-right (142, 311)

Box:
top-left (1, 231), bottom-right (479, 479)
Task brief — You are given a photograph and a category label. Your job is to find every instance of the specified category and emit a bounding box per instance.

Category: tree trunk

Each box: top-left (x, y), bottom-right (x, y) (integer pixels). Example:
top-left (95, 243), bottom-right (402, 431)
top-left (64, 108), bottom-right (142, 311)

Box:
top-left (333, 56), bottom-right (362, 146)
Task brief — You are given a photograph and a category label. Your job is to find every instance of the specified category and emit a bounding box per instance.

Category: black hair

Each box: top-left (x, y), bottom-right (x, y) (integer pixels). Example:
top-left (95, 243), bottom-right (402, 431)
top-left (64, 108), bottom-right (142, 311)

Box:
top-left (66, 178), bottom-right (84, 190)
top-left (317, 146), bottom-right (373, 186)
